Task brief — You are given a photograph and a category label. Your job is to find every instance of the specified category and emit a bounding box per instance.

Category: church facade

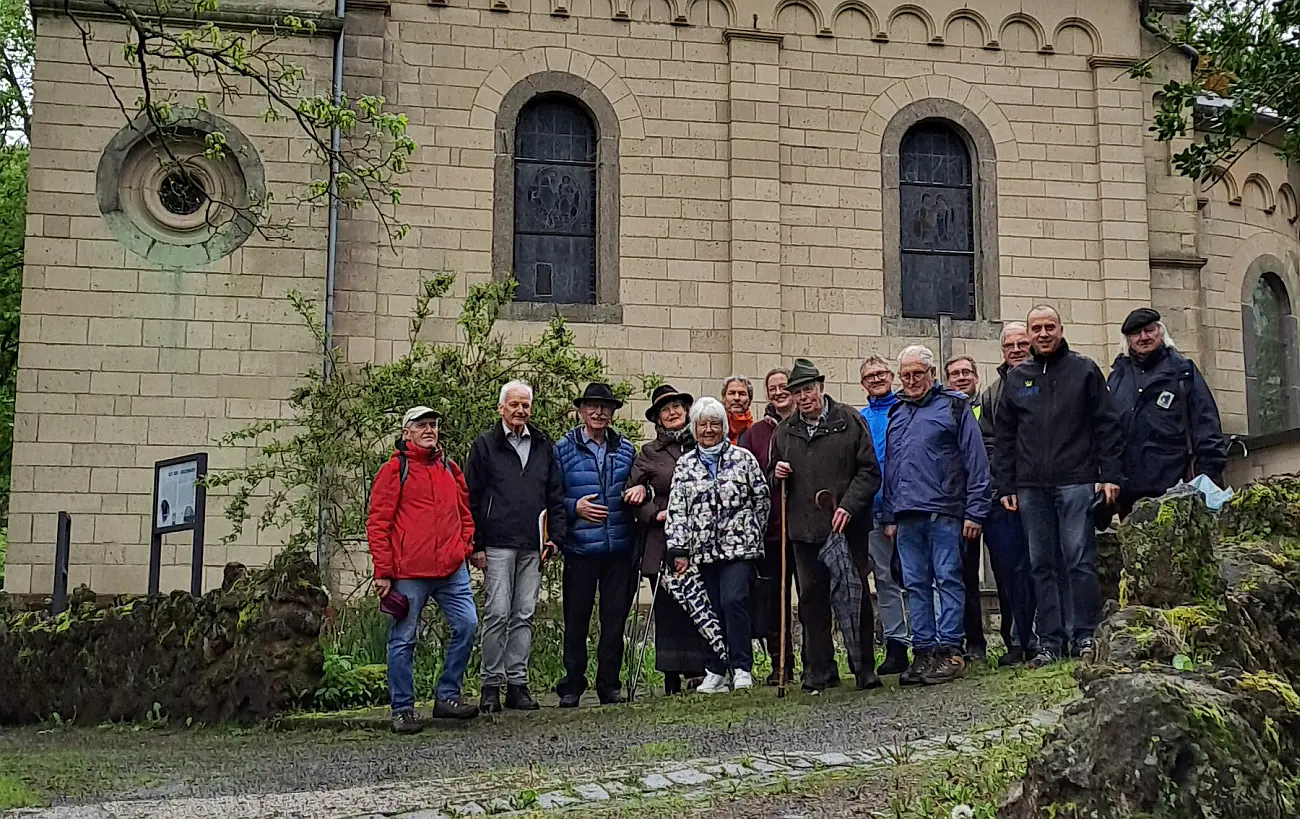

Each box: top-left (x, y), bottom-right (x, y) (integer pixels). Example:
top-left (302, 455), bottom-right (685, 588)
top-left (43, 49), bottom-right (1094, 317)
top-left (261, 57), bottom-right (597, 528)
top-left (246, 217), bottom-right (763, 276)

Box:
top-left (5, 0), bottom-right (1299, 594)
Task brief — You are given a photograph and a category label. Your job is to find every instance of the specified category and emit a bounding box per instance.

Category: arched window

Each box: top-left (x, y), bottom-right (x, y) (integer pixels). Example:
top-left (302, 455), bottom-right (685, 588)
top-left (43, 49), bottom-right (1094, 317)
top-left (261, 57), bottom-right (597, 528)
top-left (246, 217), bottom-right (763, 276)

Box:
top-left (898, 122), bottom-right (975, 321)
top-left (512, 95), bottom-right (597, 304)
top-left (1245, 271), bottom-right (1294, 434)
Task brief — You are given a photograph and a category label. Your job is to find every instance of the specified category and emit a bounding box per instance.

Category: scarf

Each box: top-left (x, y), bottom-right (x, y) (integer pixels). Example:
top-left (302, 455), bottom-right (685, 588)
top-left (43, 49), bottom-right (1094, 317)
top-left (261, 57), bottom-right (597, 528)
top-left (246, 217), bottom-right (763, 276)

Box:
top-left (698, 441), bottom-right (726, 477)
top-left (726, 409), bottom-right (754, 444)
top-left (657, 425), bottom-right (694, 447)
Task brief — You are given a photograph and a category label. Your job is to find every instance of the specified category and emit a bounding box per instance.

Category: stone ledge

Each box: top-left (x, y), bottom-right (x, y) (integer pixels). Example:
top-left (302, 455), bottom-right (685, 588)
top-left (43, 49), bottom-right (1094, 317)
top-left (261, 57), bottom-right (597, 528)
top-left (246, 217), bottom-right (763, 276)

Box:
top-left (499, 301), bottom-right (623, 325)
top-left (31, 0), bottom-right (343, 34)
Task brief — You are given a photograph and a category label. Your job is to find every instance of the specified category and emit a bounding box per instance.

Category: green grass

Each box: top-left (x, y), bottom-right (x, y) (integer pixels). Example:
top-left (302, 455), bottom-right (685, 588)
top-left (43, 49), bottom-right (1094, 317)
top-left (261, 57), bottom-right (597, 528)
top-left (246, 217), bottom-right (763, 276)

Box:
top-left (634, 740), bottom-right (692, 760)
top-left (0, 775), bottom-right (41, 810)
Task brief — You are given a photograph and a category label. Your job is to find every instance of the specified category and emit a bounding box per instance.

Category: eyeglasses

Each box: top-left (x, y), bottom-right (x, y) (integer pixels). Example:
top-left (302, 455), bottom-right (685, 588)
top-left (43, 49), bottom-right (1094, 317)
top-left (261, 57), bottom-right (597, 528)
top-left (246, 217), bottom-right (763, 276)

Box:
top-left (898, 371), bottom-right (931, 383)
top-left (1001, 341), bottom-right (1031, 351)
top-left (861, 372), bottom-right (891, 383)
top-left (947, 368), bottom-right (976, 379)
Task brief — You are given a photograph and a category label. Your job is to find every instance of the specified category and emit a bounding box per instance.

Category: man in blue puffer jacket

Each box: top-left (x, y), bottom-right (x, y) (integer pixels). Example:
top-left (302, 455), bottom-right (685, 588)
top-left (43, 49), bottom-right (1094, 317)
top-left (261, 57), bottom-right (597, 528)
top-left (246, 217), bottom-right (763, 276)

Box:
top-left (554, 383), bottom-right (638, 708)
top-left (882, 345), bottom-right (991, 687)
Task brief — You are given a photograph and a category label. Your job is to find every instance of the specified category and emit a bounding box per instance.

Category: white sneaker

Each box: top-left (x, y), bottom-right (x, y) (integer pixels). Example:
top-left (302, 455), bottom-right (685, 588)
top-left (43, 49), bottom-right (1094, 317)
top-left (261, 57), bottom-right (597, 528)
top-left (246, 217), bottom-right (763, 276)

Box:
top-left (732, 670), bottom-right (754, 690)
top-left (698, 671), bottom-right (729, 694)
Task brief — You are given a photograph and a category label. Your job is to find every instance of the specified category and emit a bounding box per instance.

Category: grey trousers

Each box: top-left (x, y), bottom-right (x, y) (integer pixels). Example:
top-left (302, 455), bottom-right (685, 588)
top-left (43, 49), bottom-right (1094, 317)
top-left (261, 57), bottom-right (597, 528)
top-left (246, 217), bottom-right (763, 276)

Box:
top-left (481, 547), bottom-right (543, 687)
top-left (869, 525), bottom-right (910, 645)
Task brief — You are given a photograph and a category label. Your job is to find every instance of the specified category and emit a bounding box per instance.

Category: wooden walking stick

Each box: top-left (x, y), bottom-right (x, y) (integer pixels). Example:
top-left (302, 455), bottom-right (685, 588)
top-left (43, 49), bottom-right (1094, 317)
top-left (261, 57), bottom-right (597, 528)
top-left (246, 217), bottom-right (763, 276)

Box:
top-left (778, 480), bottom-right (789, 699)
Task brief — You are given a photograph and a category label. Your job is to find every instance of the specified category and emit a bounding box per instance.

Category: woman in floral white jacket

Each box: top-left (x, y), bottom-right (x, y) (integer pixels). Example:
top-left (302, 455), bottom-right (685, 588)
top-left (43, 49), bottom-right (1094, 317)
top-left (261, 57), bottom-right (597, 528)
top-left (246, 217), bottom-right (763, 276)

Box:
top-left (665, 396), bottom-right (771, 693)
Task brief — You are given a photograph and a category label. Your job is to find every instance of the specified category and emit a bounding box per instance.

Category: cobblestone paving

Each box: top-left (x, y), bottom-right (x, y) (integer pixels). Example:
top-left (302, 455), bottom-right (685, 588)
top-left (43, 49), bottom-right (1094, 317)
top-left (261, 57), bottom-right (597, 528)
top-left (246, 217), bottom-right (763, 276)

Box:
top-left (5, 711), bottom-right (1061, 819)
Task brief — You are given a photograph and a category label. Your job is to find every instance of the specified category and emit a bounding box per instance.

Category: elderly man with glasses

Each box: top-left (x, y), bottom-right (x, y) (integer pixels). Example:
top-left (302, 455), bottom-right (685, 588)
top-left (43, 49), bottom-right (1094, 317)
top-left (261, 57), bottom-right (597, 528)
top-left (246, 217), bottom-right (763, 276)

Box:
top-left (1106, 308), bottom-right (1228, 520)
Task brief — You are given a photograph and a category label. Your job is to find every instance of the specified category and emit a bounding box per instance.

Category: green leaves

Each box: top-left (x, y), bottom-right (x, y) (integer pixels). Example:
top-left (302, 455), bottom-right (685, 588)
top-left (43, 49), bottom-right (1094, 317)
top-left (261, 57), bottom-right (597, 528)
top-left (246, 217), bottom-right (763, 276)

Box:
top-left (1135, 0), bottom-right (1300, 183)
top-left (209, 277), bottom-right (648, 567)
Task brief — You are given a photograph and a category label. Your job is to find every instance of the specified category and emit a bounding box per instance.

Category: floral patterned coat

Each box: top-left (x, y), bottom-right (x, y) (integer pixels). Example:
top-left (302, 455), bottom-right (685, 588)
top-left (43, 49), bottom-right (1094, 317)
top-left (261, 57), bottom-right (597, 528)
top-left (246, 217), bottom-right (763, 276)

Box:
top-left (664, 442), bottom-right (770, 565)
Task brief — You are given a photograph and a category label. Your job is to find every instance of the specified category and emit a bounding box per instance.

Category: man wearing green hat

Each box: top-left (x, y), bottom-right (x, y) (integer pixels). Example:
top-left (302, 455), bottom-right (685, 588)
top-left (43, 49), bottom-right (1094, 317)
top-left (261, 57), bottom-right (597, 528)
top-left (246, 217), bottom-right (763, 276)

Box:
top-left (771, 358), bottom-right (883, 692)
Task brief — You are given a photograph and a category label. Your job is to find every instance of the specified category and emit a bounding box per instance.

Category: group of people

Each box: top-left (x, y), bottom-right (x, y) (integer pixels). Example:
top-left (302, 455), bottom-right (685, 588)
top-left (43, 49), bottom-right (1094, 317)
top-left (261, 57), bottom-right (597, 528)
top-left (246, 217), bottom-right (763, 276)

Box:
top-left (366, 304), bottom-right (1229, 733)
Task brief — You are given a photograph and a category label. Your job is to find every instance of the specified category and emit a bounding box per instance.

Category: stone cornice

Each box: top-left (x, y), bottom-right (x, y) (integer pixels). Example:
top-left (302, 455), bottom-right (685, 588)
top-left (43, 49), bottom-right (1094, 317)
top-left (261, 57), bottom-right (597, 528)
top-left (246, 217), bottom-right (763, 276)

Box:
top-left (348, 0), bottom-right (388, 13)
top-left (31, 0), bottom-right (342, 34)
top-left (1150, 255), bottom-right (1209, 270)
top-left (1148, 1), bottom-right (1193, 14)
top-left (723, 28), bottom-right (784, 45)
top-left (1088, 54), bottom-right (1140, 69)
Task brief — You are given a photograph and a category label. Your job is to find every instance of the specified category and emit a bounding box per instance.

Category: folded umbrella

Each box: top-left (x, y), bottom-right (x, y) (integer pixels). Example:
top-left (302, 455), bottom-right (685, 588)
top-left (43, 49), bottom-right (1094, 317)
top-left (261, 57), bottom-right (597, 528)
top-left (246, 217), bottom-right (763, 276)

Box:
top-left (660, 564), bottom-right (729, 665)
top-left (814, 491), bottom-right (866, 674)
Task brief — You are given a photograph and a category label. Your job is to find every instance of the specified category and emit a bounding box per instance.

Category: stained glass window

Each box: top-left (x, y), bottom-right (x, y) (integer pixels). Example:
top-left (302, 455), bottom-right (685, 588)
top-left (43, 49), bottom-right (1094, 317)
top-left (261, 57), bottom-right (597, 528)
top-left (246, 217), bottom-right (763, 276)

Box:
top-left (514, 96), bottom-right (597, 304)
top-left (899, 123), bottom-right (975, 321)
top-left (1248, 272), bottom-right (1292, 434)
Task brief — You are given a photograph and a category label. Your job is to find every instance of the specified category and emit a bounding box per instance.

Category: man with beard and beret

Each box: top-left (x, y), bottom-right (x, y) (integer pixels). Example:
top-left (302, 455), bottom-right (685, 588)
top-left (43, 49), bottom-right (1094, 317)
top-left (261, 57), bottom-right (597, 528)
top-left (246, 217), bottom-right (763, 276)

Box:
top-left (1107, 308), bottom-right (1228, 519)
top-left (771, 358), bottom-right (883, 693)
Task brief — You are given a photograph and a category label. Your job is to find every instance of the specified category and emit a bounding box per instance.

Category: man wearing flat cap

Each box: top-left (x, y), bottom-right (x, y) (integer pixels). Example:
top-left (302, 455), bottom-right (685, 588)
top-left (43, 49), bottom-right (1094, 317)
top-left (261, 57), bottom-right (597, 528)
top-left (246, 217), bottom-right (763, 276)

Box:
top-left (553, 383), bottom-right (638, 707)
top-left (1107, 307), bottom-right (1228, 519)
top-left (771, 358), bottom-right (883, 693)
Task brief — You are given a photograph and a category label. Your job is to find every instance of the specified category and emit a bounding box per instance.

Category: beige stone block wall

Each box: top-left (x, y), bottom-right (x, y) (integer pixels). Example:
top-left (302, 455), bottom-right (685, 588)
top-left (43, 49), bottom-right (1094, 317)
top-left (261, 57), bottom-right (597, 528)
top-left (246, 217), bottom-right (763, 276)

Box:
top-left (8, 17), bottom-right (331, 595)
top-left (1225, 434), bottom-right (1300, 487)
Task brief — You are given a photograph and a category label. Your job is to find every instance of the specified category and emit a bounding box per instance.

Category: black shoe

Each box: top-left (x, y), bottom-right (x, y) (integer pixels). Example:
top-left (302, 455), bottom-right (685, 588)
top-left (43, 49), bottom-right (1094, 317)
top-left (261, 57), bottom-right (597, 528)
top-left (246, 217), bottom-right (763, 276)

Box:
top-left (479, 685), bottom-right (502, 714)
top-left (558, 692), bottom-right (581, 708)
top-left (432, 697), bottom-right (478, 720)
top-left (965, 644), bottom-right (988, 662)
top-left (665, 673), bottom-right (683, 695)
top-left (899, 651), bottom-right (932, 687)
top-left (877, 640), bottom-right (910, 676)
top-left (1077, 637), bottom-right (1097, 664)
top-left (598, 690), bottom-right (625, 705)
top-left (505, 684), bottom-right (540, 711)
top-left (766, 666), bottom-right (795, 686)
top-left (998, 646), bottom-right (1026, 667)
top-left (921, 648), bottom-right (966, 685)
top-left (390, 709), bottom-right (424, 734)
top-left (856, 671), bottom-right (883, 691)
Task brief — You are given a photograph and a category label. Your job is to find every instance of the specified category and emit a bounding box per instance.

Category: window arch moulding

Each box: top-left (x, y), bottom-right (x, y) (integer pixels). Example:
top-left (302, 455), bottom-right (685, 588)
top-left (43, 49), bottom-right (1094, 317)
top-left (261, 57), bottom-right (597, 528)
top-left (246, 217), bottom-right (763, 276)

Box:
top-left (492, 71), bottom-right (622, 324)
top-left (881, 97), bottom-right (1003, 340)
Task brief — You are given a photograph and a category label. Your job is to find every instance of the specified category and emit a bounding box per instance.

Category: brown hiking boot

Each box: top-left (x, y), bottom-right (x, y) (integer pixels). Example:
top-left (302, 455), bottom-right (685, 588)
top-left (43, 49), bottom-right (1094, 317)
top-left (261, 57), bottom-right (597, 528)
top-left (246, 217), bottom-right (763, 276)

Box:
top-left (390, 709), bottom-right (424, 735)
top-left (921, 648), bottom-right (966, 685)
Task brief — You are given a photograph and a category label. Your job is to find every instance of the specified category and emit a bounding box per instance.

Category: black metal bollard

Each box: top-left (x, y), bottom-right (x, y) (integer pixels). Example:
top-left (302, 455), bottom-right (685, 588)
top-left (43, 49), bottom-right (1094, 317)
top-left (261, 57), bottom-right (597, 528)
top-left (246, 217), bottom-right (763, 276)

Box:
top-left (52, 511), bottom-right (71, 615)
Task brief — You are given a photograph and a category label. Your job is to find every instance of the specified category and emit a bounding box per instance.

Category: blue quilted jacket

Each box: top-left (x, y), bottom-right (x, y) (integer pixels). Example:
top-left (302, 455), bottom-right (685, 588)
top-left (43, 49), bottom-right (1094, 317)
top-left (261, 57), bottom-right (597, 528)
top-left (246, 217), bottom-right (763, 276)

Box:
top-left (555, 427), bottom-right (637, 557)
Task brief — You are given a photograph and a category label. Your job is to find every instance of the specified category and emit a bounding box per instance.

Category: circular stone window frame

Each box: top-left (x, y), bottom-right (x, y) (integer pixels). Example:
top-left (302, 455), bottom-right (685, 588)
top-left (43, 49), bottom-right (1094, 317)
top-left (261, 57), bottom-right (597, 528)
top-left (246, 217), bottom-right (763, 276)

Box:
top-left (97, 109), bottom-right (267, 269)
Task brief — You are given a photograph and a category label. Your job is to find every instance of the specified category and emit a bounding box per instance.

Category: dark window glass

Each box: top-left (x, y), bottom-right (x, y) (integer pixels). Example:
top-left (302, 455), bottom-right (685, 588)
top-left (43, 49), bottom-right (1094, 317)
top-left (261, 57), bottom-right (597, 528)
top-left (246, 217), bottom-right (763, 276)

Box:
top-left (513, 96), bottom-right (597, 304)
top-left (1250, 272), bottom-right (1292, 434)
top-left (899, 123), bottom-right (975, 320)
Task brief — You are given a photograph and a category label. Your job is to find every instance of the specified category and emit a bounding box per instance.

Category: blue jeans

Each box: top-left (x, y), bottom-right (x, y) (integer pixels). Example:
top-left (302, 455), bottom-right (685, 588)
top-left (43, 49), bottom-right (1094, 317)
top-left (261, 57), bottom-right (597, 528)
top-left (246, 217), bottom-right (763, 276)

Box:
top-left (387, 565), bottom-right (478, 712)
top-left (1018, 485), bottom-right (1099, 654)
top-left (894, 513), bottom-right (965, 652)
top-left (984, 504), bottom-right (1036, 651)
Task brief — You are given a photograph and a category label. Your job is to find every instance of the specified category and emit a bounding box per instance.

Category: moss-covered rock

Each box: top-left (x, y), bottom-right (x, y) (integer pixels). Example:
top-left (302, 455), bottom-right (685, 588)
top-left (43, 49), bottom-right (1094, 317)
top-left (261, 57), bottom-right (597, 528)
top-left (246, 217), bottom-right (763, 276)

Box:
top-left (1119, 492), bottom-right (1222, 608)
top-left (1218, 476), bottom-right (1300, 541)
top-left (1090, 605), bottom-right (1217, 670)
top-left (999, 672), bottom-right (1295, 818)
top-left (1095, 530), bottom-right (1122, 605)
top-left (1216, 537), bottom-right (1300, 686)
top-left (0, 549), bottom-right (327, 725)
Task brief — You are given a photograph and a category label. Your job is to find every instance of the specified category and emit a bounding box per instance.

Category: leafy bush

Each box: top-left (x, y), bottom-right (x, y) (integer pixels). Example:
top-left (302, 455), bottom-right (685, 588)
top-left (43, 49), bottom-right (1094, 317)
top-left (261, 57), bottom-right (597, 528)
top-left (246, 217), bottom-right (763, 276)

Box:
top-left (314, 652), bottom-right (389, 711)
top-left (206, 274), bottom-right (652, 587)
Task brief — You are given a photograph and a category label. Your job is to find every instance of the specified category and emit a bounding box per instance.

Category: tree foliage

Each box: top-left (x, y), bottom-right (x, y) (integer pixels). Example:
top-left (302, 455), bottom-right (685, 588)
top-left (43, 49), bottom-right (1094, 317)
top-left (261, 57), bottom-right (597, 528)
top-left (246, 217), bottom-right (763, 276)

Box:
top-left (1138, 1), bottom-right (1300, 183)
top-left (205, 276), bottom-right (652, 581)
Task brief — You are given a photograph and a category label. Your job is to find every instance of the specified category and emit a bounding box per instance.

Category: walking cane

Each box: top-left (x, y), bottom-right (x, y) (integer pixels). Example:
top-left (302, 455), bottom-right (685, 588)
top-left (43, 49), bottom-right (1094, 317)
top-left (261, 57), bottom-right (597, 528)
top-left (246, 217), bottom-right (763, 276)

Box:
top-left (627, 575), bottom-right (660, 702)
top-left (778, 480), bottom-right (789, 699)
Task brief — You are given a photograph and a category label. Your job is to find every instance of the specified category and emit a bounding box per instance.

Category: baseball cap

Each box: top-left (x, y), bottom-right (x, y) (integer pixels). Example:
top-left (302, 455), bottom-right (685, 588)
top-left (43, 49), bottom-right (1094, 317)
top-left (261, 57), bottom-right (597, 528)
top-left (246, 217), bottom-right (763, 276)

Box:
top-left (401, 406), bottom-right (440, 426)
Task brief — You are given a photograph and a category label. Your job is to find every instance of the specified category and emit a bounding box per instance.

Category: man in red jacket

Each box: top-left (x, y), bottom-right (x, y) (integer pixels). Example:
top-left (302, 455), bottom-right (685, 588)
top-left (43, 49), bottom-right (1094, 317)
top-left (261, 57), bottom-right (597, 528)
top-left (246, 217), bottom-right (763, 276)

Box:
top-left (368, 406), bottom-right (479, 733)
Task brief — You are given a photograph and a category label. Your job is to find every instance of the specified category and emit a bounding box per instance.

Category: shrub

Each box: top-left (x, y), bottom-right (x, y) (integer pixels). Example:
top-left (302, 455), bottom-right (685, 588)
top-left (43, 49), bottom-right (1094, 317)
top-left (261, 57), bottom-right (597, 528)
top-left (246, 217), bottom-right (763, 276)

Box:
top-left (314, 653), bottom-right (388, 711)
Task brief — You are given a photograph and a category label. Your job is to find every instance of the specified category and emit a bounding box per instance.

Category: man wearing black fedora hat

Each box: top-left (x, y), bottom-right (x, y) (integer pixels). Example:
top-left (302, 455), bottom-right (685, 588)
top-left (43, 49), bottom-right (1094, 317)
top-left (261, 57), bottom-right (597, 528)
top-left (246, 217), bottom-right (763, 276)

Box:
top-left (771, 358), bottom-right (883, 692)
top-left (553, 383), bottom-right (639, 707)
top-left (1106, 307), bottom-right (1227, 520)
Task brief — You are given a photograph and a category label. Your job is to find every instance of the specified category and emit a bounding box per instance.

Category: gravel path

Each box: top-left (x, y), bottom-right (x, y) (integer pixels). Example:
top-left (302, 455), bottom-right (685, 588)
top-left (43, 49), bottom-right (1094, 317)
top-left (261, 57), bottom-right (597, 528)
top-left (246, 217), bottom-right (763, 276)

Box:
top-left (0, 664), bottom-right (1075, 812)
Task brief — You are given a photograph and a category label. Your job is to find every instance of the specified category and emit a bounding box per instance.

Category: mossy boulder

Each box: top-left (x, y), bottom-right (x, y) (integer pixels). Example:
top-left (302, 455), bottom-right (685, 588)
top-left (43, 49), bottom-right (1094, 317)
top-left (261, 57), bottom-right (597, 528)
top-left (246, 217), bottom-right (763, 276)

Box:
top-left (999, 672), bottom-right (1296, 818)
top-left (0, 549), bottom-right (328, 725)
top-left (1090, 605), bottom-right (1218, 670)
top-left (1215, 537), bottom-right (1300, 686)
top-left (1119, 492), bottom-right (1222, 608)
top-left (1218, 476), bottom-right (1300, 540)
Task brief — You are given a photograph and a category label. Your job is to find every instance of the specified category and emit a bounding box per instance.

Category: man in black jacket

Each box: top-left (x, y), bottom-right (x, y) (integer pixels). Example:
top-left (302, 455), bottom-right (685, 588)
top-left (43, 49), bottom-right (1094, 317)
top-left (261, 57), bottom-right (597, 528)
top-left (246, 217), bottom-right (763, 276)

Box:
top-left (1107, 308), bottom-right (1228, 519)
top-left (465, 380), bottom-right (567, 713)
top-left (993, 306), bottom-right (1124, 668)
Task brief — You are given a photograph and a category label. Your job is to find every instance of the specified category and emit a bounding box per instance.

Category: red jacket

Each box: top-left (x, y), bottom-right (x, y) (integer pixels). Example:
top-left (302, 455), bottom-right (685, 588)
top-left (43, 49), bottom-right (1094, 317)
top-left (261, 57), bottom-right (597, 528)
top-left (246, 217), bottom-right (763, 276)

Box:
top-left (367, 442), bottom-right (474, 580)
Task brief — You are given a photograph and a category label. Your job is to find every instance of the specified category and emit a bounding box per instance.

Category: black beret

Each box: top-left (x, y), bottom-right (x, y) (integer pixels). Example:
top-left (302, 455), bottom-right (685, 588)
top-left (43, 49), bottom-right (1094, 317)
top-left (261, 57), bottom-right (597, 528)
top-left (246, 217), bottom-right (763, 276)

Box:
top-left (1121, 308), bottom-right (1161, 336)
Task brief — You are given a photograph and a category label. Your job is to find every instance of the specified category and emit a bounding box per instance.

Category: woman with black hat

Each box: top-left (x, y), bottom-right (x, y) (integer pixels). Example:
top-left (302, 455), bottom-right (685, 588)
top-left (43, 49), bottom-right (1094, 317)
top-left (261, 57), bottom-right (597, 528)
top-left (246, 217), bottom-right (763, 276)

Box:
top-left (625, 385), bottom-right (710, 694)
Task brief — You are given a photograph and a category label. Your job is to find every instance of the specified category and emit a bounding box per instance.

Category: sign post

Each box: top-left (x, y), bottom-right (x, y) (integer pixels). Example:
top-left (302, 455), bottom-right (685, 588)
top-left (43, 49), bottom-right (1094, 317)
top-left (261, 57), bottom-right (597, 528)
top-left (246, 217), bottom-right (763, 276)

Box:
top-left (52, 511), bottom-right (71, 614)
top-left (149, 453), bottom-right (209, 597)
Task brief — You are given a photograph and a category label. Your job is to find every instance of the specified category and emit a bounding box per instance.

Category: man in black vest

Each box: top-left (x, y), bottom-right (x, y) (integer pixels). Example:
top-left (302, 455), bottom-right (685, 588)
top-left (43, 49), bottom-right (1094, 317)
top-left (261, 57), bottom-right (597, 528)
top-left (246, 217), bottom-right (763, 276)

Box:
top-left (465, 380), bottom-right (567, 713)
